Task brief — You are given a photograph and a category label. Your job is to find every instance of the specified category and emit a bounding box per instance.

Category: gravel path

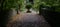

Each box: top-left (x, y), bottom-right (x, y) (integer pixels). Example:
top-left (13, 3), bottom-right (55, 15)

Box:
top-left (7, 13), bottom-right (51, 27)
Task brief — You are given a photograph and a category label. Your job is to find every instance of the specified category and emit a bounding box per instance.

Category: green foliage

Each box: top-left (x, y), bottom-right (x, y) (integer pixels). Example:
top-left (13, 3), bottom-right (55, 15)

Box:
top-left (33, 0), bottom-right (40, 11)
top-left (40, 0), bottom-right (60, 12)
top-left (33, 0), bottom-right (60, 12)
top-left (2, 0), bottom-right (60, 12)
top-left (2, 0), bottom-right (25, 12)
top-left (26, 4), bottom-right (32, 9)
top-left (2, 0), bottom-right (19, 10)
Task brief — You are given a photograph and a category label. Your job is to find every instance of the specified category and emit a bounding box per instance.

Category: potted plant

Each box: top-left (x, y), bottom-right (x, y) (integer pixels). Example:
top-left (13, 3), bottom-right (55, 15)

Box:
top-left (26, 4), bottom-right (32, 13)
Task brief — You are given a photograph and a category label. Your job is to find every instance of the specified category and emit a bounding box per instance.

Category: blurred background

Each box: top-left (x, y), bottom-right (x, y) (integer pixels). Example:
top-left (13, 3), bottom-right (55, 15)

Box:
top-left (0, 0), bottom-right (60, 27)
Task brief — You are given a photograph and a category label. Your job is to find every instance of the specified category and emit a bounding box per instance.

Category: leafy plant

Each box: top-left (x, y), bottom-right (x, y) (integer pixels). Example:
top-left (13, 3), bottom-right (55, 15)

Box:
top-left (26, 4), bottom-right (32, 9)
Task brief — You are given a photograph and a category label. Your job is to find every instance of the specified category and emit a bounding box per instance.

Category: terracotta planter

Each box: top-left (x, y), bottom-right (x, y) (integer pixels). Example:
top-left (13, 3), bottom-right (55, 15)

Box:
top-left (26, 8), bottom-right (31, 13)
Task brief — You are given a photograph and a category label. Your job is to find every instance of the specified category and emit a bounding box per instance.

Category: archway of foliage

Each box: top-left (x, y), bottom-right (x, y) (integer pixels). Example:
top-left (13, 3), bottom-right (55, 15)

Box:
top-left (1, 0), bottom-right (60, 12)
